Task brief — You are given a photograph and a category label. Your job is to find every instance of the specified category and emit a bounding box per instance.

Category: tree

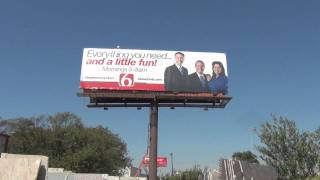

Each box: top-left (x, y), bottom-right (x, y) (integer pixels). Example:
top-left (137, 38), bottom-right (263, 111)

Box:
top-left (232, 151), bottom-right (259, 164)
top-left (0, 112), bottom-right (131, 175)
top-left (163, 165), bottom-right (203, 180)
top-left (257, 115), bottom-right (320, 179)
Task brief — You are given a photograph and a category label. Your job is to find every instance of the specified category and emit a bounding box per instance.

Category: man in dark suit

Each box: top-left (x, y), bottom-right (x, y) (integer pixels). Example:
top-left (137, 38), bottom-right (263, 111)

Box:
top-left (164, 52), bottom-right (188, 92)
top-left (187, 60), bottom-right (210, 92)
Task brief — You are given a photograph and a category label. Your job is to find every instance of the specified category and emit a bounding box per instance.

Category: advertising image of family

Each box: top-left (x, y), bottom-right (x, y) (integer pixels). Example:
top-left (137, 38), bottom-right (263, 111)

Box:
top-left (164, 52), bottom-right (228, 95)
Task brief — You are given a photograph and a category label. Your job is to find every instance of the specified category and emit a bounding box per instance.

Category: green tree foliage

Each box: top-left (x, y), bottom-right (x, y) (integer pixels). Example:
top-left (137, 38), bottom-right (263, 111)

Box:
top-left (257, 115), bottom-right (320, 179)
top-left (0, 112), bottom-right (131, 175)
top-left (232, 151), bottom-right (259, 164)
top-left (163, 165), bottom-right (203, 180)
top-left (305, 176), bottom-right (320, 180)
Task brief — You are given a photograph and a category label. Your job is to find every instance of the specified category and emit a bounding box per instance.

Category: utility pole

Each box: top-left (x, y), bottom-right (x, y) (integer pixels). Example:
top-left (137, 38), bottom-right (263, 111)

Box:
top-left (170, 152), bottom-right (174, 176)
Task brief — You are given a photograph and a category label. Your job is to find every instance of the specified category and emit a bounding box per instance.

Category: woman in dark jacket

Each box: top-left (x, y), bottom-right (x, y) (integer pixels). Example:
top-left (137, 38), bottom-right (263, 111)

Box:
top-left (209, 61), bottom-right (228, 95)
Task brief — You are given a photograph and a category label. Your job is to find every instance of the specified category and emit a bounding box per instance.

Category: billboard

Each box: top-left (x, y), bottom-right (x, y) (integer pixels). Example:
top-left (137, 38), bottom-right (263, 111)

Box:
top-left (143, 156), bottom-right (168, 167)
top-left (80, 48), bottom-right (228, 94)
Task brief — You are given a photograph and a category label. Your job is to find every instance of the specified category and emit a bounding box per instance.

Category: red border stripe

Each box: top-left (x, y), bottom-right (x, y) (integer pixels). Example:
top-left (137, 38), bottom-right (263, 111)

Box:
top-left (80, 81), bottom-right (165, 91)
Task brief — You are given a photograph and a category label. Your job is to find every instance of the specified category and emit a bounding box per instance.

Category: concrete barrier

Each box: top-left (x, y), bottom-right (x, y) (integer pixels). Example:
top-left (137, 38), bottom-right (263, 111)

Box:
top-left (48, 168), bottom-right (64, 173)
top-left (1, 153), bottom-right (48, 180)
top-left (0, 158), bottom-right (41, 180)
top-left (47, 172), bottom-right (147, 180)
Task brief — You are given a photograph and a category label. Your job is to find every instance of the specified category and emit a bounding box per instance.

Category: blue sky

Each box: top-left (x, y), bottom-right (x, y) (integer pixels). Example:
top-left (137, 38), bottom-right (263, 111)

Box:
top-left (1, 0), bottom-right (319, 171)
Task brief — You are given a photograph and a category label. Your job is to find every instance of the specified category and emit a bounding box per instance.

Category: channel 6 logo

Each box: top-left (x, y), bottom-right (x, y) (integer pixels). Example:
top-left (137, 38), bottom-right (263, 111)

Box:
top-left (119, 73), bottom-right (134, 87)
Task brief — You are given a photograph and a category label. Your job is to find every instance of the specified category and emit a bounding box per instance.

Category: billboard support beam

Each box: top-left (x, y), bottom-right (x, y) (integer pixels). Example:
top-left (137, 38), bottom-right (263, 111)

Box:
top-left (77, 90), bottom-right (232, 180)
top-left (149, 100), bottom-right (158, 180)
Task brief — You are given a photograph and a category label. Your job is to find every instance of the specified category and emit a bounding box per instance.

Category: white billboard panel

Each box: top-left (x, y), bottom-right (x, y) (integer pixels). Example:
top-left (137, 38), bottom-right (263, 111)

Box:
top-left (80, 48), bottom-right (228, 94)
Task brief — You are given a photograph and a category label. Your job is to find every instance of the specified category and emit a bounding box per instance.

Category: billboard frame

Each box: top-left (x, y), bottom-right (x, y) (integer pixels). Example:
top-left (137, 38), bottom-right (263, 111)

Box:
top-left (78, 89), bottom-right (231, 180)
top-left (78, 89), bottom-right (231, 109)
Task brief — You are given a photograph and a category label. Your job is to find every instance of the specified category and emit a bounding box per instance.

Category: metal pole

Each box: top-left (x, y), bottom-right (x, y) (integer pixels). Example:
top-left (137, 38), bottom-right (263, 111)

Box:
top-left (149, 100), bottom-right (158, 180)
top-left (170, 153), bottom-right (174, 176)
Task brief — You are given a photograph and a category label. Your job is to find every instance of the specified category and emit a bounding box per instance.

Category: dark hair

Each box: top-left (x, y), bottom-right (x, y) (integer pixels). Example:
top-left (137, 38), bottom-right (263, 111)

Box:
top-left (195, 60), bottom-right (204, 66)
top-left (175, 52), bottom-right (184, 57)
top-left (211, 61), bottom-right (225, 79)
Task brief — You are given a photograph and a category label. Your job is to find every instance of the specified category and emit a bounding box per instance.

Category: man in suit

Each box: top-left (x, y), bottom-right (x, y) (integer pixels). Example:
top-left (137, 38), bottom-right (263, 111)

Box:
top-left (187, 60), bottom-right (210, 92)
top-left (164, 52), bottom-right (188, 92)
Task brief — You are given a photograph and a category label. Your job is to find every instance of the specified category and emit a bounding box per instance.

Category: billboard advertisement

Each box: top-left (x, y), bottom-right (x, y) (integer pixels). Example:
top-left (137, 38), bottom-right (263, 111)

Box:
top-left (80, 48), bottom-right (228, 94)
top-left (143, 156), bottom-right (168, 167)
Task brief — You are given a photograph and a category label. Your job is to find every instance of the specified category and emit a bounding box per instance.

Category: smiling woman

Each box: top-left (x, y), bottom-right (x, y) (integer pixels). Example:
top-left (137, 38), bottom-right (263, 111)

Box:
top-left (209, 61), bottom-right (228, 95)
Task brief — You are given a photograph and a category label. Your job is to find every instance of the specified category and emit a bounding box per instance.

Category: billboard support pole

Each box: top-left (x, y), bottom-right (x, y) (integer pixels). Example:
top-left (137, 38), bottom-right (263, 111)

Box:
top-left (149, 99), bottom-right (158, 180)
top-left (78, 91), bottom-right (232, 179)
